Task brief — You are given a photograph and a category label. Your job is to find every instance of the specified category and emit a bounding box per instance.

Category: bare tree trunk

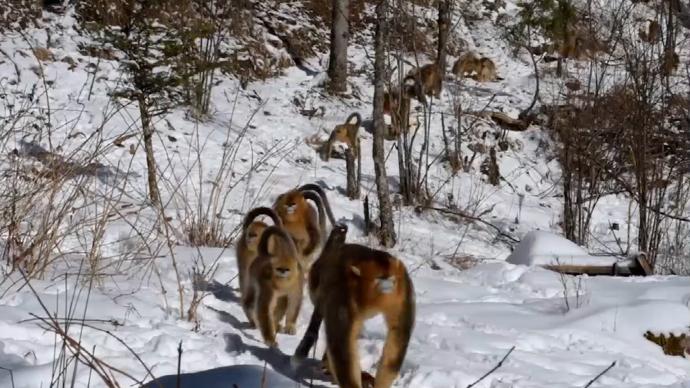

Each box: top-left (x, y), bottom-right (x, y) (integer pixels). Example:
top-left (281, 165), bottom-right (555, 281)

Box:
top-left (671, 0), bottom-right (690, 30)
top-left (373, 0), bottom-right (396, 247)
top-left (138, 96), bottom-right (161, 208)
top-left (356, 137), bottom-right (362, 192)
top-left (436, 0), bottom-right (451, 73)
top-left (398, 96), bottom-right (414, 205)
top-left (328, 0), bottom-right (349, 93)
top-left (345, 148), bottom-right (359, 199)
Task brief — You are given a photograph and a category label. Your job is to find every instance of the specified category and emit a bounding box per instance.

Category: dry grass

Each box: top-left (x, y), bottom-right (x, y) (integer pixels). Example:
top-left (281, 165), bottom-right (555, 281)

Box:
top-left (182, 218), bottom-right (233, 248)
top-left (445, 254), bottom-right (483, 270)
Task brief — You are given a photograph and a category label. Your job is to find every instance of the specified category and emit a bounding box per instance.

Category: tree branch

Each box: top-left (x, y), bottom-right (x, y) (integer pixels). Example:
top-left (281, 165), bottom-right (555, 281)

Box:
top-left (467, 346), bottom-right (516, 388)
top-left (422, 206), bottom-right (520, 243)
top-left (583, 361), bottom-right (616, 388)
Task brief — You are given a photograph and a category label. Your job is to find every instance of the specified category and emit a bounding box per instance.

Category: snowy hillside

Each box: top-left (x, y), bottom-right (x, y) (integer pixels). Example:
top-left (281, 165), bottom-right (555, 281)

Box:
top-left (0, 1), bottom-right (689, 387)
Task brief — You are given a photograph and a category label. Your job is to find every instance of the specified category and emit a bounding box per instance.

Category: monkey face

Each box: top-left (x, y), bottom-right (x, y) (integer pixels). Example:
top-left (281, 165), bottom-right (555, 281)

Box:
top-left (278, 192), bottom-right (304, 219)
top-left (274, 266), bottom-right (291, 278)
top-left (270, 256), bottom-right (299, 282)
top-left (285, 203), bottom-right (297, 215)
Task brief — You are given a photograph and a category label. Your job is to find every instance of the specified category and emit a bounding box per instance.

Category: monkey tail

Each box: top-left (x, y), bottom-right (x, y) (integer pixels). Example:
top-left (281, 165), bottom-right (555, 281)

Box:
top-left (292, 307), bottom-right (323, 363)
top-left (324, 224), bottom-right (348, 251)
top-left (257, 226), bottom-right (298, 258)
top-left (302, 190), bottom-right (327, 235)
top-left (298, 183), bottom-right (337, 226)
top-left (346, 112), bottom-right (362, 127)
top-left (318, 224), bottom-right (347, 270)
top-left (242, 207), bottom-right (282, 231)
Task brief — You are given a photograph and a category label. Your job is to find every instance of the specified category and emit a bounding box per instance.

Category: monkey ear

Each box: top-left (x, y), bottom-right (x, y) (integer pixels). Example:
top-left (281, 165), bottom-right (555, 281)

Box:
top-left (350, 265), bottom-right (361, 277)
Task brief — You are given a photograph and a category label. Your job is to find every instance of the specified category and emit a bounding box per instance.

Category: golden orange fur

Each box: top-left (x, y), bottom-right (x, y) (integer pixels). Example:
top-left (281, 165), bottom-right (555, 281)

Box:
top-left (273, 184), bottom-right (336, 269)
top-left (382, 88), bottom-right (412, 140)
top-left (639, 20), bottom-right (660, 44)
top-left (452, 53), bottom-right (498, 82)
top-left (236, 207), bottom-right (282, 307)
top-left (294, 226), bottom-right (415, 388)
top-left (404, 62), bottom-right (443, 103)
top-left (662, 49), bottom-right (679, 76)
top-left (323, 112), bottom-right (361, 161)
top-left (242, 226), bottom-right (303, 347)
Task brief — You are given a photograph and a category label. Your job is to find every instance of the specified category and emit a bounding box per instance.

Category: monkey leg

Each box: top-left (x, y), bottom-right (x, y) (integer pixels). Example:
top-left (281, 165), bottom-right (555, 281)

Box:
top-left (273, 295), bottom-right (288, 332)
top-left (281, 285), bottom-right (303, 335)
top-left (257, 289), bottom-right (278, 347)
top-left (241, 285), bottom-right (257, 329)
top-left (372, 327), bottom-right (404, 388)
top-left (361, 371), bottom-right (376, 388)
top-left (346, 130), bottom-right (359, 159)
top-left (325, 310), bottom-right (363, 388)
top-left (238, 266), bottom-right (247, 296)
top-left (323, 131), bottom-right (338, 162)
top-left (320, 342), bottom-right (373, 386)
top-left (374, 289), bottom-right (415, 388)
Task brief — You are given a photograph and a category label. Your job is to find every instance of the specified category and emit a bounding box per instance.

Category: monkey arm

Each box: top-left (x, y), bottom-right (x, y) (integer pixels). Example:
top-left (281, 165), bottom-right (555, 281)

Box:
top-left (273, 296), bottom-right (288, 329)
top-left (373, 324), bottom-right (407, 388)
top-left (325, 305), bottom-right (363, 388)
top-left (374, 272), bottom-right (415, 388)
top-left (237, 247), bottom-right (247, 294)
top-left (257, 289), bottom-right (277, 347)
top-left (323, 130), bottom-right (338, 161)
top-left (283, 282), bottom-right (303, 335)
top-left (241, 284), bottom-right (257, 328)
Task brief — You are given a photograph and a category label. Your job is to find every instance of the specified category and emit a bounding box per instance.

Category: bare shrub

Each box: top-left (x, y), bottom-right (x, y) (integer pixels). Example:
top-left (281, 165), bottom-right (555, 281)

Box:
top-left (644, 331), bottom-right (689, 357)
top-left (556, 265), bottom-right (589, 312)
top-left (0, 0), bottom-right (41, 32)
top-left (162, 101), bottom-right (296, 248)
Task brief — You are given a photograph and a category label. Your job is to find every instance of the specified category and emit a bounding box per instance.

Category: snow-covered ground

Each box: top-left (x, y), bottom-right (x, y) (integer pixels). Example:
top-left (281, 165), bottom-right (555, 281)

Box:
top-left (0, 3), bottom-right (689, 388)
top-left (1, 250), bottom-right (689, 388)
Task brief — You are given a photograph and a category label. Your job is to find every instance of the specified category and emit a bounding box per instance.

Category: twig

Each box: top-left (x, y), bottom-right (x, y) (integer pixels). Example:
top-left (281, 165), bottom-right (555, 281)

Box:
top-left (88, 56), bottom-right (101, 101)
top-left (0, 366), bottom-right (15, 388)
top-left (583, 361), bottom-right (616, 388)
top-left (423, 206), bottom-right (520, 243)
top-left (0, 47), bottom-right (21, 82)
top-left (18, 317), bottom-right (122, 326)
top-left (260, 361), bottom-right (268, 388)
top-left (466, 346), bottom-right (515, 388)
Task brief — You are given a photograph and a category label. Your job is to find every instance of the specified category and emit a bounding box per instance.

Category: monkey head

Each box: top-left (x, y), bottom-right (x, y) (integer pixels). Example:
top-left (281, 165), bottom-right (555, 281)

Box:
top-left (276, 191), bottom-right (307, 221)
top-left (270, 253), bottom-right (300, 285)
